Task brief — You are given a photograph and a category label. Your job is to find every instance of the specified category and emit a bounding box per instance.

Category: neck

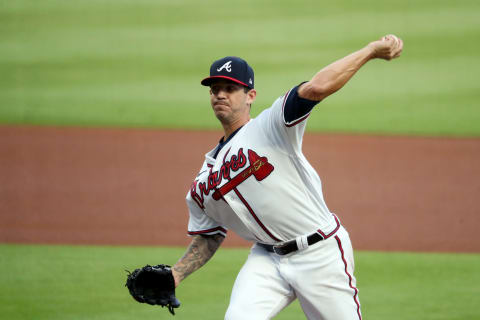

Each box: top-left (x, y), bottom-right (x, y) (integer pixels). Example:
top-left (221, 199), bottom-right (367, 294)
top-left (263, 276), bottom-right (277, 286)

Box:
top-left (222, 117), bottom-right (250, 140)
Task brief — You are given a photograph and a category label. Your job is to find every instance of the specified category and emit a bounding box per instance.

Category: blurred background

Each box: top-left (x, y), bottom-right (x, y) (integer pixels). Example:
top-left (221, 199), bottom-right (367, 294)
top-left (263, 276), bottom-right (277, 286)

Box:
top-left (1, 0), bottom-right (478, 135)
top-left (1, 1), bottom-right (479, 319)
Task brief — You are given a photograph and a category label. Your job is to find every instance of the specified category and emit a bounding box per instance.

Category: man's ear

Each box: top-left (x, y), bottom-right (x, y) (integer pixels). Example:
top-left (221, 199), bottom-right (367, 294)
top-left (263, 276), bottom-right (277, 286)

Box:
top-left (246, 89), bottom-right (257, 105)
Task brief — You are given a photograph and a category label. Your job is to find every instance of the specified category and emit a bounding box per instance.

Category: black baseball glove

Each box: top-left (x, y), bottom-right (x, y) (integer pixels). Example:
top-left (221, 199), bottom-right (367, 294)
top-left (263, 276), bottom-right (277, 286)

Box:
top-left (125, 264), bottom-right (181, 315)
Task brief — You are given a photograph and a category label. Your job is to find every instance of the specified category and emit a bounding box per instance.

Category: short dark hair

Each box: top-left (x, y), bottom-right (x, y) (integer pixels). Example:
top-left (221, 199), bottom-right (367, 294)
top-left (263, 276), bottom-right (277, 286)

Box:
top-left (243, 86), bottom-right (250, 93)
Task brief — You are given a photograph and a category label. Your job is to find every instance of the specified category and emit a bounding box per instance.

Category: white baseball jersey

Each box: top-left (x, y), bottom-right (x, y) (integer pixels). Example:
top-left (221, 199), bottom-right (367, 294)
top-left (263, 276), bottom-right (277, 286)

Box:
top-left (186, 83), bottom-right (362, 320)
top-left (186, 85), bottom-right (337, 245)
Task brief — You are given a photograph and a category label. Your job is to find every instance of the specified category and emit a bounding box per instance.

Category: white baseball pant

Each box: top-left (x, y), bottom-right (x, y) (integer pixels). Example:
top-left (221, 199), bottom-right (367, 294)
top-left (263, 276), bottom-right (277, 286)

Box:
top-left (225, 226), bottom-right (361, 320)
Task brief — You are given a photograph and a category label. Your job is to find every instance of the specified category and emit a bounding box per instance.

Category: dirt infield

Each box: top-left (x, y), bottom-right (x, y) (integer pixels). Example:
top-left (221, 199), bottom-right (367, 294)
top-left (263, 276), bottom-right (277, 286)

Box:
top-left (1, 126), bottom-right (479, 252)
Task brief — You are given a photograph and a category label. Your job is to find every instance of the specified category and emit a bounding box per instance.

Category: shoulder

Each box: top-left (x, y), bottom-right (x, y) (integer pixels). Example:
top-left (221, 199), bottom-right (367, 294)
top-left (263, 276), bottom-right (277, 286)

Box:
top-left (282, 83), bottom-right (319, 125)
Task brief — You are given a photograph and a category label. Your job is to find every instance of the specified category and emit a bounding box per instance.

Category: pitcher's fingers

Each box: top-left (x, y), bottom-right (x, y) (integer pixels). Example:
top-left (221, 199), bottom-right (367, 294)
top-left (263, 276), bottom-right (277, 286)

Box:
top-left (391, 35), bottom-right (400, 48)
top-left (392, 43), bottom-right (403, 58)
top-left (395, 39), bottom-right (404, 56)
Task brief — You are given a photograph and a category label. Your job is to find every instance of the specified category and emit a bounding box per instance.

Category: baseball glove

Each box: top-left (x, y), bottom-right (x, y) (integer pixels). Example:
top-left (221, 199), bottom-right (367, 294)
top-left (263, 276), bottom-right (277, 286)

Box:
top-left (125, 264), bottom-right (181, 315)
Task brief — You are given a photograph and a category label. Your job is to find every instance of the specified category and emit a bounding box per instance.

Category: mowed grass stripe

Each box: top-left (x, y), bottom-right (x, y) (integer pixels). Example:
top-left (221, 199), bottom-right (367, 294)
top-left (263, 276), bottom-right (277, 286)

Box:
top-left (1, 0), bottom-right (479, 135)
top-left (0, 244), bottom-right (479, 320)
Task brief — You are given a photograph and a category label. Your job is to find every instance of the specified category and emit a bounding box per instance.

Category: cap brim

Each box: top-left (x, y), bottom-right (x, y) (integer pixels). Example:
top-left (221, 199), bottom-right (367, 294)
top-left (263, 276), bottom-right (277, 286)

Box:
top-left (201, 76), bottom-right (249, 88)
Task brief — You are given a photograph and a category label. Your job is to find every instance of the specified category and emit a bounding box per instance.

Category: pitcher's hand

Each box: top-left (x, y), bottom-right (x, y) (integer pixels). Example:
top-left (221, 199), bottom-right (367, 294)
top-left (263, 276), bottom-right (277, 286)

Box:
top-left (368, 34), bottom-right (403, 60)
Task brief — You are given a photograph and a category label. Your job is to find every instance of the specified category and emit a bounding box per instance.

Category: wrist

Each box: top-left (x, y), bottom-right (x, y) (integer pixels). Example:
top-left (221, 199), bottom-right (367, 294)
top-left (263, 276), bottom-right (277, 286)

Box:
top-left (172, 267), bottom-right (182, 287)
top-left (365, 43), bottom-right (377, 60)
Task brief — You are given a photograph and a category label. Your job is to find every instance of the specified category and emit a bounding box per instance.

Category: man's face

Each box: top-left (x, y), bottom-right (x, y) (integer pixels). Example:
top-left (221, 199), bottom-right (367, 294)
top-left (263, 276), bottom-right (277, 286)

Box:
top-left (209, 80), bottom-right (255, 123)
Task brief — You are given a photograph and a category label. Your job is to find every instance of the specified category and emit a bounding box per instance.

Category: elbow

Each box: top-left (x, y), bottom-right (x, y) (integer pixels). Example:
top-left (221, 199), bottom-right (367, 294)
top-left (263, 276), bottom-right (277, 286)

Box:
top-left (299, 82), bottom-right (334, 101)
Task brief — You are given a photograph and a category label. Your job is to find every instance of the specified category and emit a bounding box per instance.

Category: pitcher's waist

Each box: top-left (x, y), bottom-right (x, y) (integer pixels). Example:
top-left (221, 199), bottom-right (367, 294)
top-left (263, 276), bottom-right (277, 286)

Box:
top-left (257, 214), bottom-right (341, 255)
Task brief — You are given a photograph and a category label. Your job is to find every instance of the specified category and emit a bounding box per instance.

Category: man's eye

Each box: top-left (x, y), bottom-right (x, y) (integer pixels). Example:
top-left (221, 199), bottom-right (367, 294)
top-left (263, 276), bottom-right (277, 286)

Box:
top-left (226, 85), bottom-right (236, 93)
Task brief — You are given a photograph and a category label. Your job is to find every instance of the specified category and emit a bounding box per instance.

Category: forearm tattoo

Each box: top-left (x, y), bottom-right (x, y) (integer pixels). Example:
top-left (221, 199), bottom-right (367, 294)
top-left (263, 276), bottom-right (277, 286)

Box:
top-left (173, 234), bottom-right (224, 283)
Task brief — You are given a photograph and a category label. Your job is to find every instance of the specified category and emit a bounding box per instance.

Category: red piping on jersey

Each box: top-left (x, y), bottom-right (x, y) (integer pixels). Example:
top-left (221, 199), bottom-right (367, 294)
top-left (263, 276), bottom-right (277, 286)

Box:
top-left (281, 88), bottom-right (312, 127)
top-left (335, 235), bottom-right (362, 320)
top-left (317, 214), bottom-right (341, 239)
top-left (286, 113), bottom-right (310, 127)
top-left (188, 226), bottom-right (227, 236)
top-left (233, 188), bottom-right (281, 242)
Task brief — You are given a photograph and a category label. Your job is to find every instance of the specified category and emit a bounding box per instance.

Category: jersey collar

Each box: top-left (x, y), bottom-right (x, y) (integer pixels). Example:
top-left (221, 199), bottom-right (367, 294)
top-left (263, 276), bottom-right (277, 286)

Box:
top-left (213, 125), bottom-right (245, 159)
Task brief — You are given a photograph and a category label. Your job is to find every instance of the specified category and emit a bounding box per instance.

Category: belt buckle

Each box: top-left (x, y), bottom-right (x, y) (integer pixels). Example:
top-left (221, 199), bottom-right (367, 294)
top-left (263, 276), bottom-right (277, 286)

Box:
top-left (273, 246), bottom-right (282, 255)
top-left (273, 243), bottom-right (291, 255)
top-left (315, 231), bottom-right (325, 241)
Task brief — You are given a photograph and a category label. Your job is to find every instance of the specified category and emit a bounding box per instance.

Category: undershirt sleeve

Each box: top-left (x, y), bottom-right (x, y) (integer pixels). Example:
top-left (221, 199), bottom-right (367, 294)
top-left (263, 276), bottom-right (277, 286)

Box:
top-left (283, 83), bottom-right (320, 124)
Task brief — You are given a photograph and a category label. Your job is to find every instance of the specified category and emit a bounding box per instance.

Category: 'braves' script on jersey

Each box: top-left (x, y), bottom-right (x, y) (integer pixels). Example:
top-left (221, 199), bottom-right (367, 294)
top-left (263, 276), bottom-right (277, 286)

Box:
top-left (190, 148), bottom-right (274, 209)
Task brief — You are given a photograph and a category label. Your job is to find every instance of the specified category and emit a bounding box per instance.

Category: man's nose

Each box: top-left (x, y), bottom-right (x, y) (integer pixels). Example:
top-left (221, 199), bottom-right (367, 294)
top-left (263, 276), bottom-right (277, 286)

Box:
top-left (216, 89), bottom-right (227, 98)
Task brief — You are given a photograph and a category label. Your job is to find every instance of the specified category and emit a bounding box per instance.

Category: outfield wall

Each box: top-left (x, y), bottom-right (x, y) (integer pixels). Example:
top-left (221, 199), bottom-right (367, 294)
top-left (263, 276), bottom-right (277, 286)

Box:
top-left (1, 126), bottom-right (479, 252)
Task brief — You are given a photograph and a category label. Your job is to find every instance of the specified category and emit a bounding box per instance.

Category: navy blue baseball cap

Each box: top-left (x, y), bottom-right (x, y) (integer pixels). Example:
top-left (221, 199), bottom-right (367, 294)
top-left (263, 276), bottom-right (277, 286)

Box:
top-left (201, 56), bottom-right (254, 89)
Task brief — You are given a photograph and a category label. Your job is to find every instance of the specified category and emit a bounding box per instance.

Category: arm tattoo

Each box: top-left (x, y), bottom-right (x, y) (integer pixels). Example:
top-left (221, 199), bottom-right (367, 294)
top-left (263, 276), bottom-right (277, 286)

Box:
top-left (173, 234), bottom-right (224, 283)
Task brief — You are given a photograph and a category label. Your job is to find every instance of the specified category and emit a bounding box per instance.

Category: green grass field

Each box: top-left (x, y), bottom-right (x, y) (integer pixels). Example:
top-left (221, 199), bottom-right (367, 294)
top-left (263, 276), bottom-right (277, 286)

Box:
top-left (1, 0), bottom-right (479, 136)
top-left (1, 244), bottom-right (479, 320)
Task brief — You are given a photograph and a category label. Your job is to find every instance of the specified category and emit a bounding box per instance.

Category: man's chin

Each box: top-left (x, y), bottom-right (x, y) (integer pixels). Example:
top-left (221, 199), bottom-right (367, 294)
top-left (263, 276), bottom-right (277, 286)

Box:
top-left (214, 110), bottom-right (230, 123)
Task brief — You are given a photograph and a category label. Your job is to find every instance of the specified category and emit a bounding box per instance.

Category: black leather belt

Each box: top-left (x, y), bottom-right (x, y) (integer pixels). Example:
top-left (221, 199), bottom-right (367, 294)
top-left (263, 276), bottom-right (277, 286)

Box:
top-left (258, 232), bottom-right (324, 255)
top-left (257, 215), bottom-right (341, 255)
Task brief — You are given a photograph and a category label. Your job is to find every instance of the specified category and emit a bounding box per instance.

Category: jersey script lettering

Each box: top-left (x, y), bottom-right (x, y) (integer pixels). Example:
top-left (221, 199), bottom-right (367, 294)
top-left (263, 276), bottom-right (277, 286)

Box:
top-left (190, 148), bottom-right (274, 209)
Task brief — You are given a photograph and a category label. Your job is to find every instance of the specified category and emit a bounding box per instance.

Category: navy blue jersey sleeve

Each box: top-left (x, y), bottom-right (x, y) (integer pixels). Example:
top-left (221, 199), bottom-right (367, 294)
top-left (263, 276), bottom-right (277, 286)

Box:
top-left (283, 83), bottom-right (320, 124)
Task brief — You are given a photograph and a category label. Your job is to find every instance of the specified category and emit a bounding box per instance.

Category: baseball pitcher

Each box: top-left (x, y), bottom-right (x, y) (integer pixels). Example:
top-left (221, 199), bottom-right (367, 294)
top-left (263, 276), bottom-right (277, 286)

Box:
top-left (127, 35), bottom-right (403, 319)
